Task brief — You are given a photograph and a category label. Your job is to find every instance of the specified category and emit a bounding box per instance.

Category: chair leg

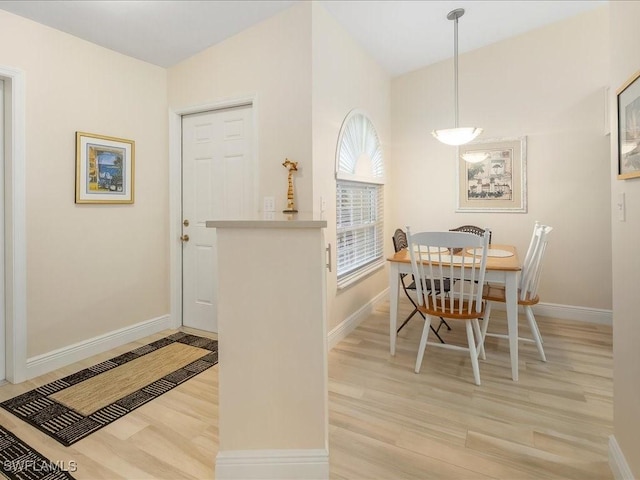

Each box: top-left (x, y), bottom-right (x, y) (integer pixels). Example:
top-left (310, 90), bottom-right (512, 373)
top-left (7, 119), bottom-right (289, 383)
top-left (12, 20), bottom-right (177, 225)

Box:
top-left (415, 316), bottom-right (432, 374)
top-left (480, 301), bottom-right (493, 346)
top-left (528, 307), bottom-right (544, 344)
top-left (427, 311), bottom-right (446, 343)
top-left (396, 307), bottom-right (419, 333)
top-left (398, 309), bottom-right (446, 344)
top-left (471, 317), bottom-right (485, 361)
top-left (438, 318), bottom-right (452, 331)
top-left (524, 306), bottom-right (546, 362)
top-left (398, 283), bottom-right (423, 334)
top-left (466, 320), bottom-right (481, 386)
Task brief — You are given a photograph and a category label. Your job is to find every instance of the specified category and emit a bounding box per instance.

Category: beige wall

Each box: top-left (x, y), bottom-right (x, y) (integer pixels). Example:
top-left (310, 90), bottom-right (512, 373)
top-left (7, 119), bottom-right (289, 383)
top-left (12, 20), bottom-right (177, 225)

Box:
top-left (0, 11), bottom-right (169, 357)
top-left (610, 2), bottom-right (640, 476)
top-left (168, 2), bottom-right (392, 333)
top-left (216, 226), bottom-right (326, 451)
top-left (167, 2), bottom-right (313, 213)
top-left (311, 3), bottom-right (391, 331)
top-left (391, 7), bottom-right (611, 310)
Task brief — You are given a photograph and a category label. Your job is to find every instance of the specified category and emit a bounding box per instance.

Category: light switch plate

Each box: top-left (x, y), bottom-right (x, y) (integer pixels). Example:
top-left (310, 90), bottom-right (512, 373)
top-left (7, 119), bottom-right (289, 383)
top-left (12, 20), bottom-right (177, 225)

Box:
top-left (264, 196), bottom-right (275, 212)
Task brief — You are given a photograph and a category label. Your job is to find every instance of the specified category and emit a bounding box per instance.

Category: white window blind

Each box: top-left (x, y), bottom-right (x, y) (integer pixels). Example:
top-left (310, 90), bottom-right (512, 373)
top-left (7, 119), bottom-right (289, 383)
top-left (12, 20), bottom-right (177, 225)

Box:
top-left (336, 181), bottom-right (384, 280)
top-left (335, 110), bottom-right (385, 287)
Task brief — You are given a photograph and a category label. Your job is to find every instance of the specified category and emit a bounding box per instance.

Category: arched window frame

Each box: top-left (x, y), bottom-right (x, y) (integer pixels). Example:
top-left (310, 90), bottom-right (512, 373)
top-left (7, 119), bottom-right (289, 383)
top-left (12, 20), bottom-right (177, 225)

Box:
top-left (335, 110), bottom-right (385, 288)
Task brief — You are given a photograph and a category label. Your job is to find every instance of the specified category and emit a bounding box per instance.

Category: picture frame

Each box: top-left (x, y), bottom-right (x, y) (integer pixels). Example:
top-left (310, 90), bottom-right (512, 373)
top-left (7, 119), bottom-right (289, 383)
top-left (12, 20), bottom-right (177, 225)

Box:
top-left (456, 136), bottom-right (527, 213)
top-left (75, 132), bottom-right (135, 204)
top-left (617, 70), bottom-right (640, 180)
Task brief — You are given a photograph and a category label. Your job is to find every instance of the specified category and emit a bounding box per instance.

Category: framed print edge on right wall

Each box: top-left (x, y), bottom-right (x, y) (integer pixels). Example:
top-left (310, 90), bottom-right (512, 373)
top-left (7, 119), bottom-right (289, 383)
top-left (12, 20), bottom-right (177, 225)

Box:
top-left (617, 69), bottom-right (640, 180)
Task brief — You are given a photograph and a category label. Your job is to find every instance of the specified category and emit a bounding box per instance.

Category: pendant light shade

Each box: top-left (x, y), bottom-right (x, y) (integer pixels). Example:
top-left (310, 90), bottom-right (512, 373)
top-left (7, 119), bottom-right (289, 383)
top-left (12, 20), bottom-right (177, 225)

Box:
top-left (432, 127), bottom-right (482, 146)
top-left (432, 8), bottom-right (482, 149)
top-left (460, 151), bottom-right (490, 163)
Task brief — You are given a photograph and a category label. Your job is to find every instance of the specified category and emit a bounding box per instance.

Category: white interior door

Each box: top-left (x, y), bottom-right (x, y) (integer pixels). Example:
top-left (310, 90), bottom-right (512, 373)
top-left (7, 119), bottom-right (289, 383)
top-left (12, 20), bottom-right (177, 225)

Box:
top-left (181, 105), bottom-right (253, 332)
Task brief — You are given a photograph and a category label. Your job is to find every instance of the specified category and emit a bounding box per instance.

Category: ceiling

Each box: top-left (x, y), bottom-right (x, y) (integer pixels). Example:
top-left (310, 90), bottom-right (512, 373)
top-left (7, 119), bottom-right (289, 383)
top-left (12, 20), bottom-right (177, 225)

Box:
top-left (0, 0), bottom-right (606, 76)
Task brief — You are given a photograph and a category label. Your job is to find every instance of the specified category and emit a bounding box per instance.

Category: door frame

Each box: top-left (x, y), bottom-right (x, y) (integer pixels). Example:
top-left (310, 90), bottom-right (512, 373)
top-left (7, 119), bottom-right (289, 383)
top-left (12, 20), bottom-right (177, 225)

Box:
top-left (0, 66), bottom-right (27, 383)
top-left (168, 95), bottom-right (258, 330)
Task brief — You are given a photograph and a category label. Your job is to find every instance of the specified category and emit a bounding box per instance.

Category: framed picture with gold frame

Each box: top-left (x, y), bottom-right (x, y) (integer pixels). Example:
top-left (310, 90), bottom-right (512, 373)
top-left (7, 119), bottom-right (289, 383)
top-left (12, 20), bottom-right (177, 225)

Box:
top-left (617, 70), bottom-right (640, 180)
top-left (75, 132), bottom-right (135, 204)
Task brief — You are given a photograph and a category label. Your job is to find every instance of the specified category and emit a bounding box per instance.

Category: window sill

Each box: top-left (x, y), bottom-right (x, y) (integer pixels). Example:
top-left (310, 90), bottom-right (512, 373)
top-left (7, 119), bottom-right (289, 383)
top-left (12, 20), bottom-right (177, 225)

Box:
top-left (337, 260), bottom-right (385, 291)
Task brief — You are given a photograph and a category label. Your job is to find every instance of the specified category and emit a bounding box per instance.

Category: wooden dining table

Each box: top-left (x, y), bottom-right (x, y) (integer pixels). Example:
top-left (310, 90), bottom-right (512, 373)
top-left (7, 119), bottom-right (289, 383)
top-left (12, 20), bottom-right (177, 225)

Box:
top-left (387, 244), bottom-right (523, 381)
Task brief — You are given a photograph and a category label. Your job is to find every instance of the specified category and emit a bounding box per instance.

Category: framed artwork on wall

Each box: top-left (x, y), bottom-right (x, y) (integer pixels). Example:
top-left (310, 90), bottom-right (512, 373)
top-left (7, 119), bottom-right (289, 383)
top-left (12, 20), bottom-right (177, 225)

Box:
top-left (617, 70), bottom-right (640, 180)
top-left (456, 137), bottom-right (527, 213)
top-left (75, 132), bottom-right (135, 204)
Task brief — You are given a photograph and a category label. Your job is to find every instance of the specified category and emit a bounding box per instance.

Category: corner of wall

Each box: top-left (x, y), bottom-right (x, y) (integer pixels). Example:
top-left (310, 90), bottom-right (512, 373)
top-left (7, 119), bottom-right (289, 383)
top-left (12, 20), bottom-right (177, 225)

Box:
top-left (609, 435), bottom-right (635, 480)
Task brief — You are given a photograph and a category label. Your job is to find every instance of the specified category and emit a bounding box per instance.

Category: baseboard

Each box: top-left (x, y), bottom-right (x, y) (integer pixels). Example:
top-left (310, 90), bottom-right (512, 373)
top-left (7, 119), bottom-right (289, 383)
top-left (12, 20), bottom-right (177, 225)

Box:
top-left (490, 301), bottom-right (612, 325)
top-left (328, 288), bottom-right (389, 350)
top-left (26, 314), bottom-right (173, 380)
top-left (215, 449), bottom-right (329, 480)
top-left (609, 435), bottom-right (635, 480)
top-left (534, 302), bottom-right (612, 325)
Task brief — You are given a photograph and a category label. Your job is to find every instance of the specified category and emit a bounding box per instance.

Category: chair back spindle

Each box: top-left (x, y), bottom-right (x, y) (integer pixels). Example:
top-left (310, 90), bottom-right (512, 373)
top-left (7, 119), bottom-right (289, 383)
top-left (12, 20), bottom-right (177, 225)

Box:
top-left (406, 228), bottom-right (490, 317)
top-left (519, 222), bottom-right (553, 302)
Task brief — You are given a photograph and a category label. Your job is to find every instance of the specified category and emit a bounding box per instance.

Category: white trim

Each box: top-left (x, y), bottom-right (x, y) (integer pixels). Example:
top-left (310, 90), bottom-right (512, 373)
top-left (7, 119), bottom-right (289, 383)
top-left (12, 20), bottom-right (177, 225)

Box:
top-left (609, 435), bottom-right (635, 480)
top-left (604, 86), bottom-right (611, 136)
top-left (168, 110), bottom-right (182, 331)
top-left (0, 66), bottom-right (26, 383)
top-left (328, 288), bottom-right (389, 350)
top-left (215, 449), bottom-right (329, 480)
top-left (0, 78), bottom-right (5, 382)
top-left (26, 314), bottom-right (173, 379)
top-left (336, 172), bottom-right (384, 184)
top-left (533, 302), bottom-right (612, 325)
top-left (169, 95), bottom-right (258, 331)
top-left (489, 301), bottom-right (612, 325)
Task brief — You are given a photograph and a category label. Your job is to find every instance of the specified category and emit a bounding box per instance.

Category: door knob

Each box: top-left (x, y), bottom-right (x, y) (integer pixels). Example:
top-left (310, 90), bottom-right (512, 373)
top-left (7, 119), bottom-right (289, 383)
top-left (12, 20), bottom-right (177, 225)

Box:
top-left (180, 234), bottom-right (190, 242)
top-left (183, 219), bottom-right (190, 227)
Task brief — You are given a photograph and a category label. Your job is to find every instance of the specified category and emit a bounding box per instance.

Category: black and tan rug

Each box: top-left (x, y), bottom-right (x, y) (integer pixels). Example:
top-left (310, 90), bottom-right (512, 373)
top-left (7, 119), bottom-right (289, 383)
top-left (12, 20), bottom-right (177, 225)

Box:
top-left (1, 332), bottom-right (218, 447)
top-left (0, 425), bottom-right (75, 479)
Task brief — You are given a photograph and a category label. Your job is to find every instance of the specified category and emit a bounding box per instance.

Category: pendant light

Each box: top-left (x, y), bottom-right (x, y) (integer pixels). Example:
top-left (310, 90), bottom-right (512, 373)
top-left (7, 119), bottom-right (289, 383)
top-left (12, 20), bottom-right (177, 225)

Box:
top-left (432, 8), bottom-right (482, 148)
top-left (460, 150), bottom-right (490, 163)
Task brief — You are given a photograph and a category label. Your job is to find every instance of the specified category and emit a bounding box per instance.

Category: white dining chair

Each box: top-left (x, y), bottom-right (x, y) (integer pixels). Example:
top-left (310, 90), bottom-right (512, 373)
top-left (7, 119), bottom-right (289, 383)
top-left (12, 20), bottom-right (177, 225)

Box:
top-left (481, 221), bottom-right (553, 362)
top-left (406, 227), bottom-right (490, 386)
top-left (392, 228), bottom-right (450, 341)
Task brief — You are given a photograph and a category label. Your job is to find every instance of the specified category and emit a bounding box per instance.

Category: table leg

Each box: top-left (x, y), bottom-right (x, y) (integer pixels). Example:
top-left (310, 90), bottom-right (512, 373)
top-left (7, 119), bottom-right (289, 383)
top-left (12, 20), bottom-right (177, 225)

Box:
top-left (505, 272), bottom-right (519, 381)
top-left (389, 263), bottom-right (399, 355)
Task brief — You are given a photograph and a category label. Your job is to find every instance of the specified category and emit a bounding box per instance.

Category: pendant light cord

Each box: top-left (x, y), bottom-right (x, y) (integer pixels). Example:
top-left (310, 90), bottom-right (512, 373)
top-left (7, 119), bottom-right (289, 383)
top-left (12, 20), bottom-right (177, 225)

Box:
top-left (453, 13), bottom-right (459, 129)
top-left (431, 8), bottom-right (483, 147)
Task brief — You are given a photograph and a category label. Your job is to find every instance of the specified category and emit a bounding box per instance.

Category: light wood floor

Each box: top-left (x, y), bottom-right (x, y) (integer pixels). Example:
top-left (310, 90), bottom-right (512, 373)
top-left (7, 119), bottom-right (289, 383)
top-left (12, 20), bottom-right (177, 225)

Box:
top-left (0, 302), bottom-right (613, 479)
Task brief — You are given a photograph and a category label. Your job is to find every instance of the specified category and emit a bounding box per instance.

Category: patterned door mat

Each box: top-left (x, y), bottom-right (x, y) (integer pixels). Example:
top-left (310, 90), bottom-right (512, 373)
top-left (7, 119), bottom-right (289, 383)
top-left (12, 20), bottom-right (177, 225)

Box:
top-left (0, 425), bottom-right (75, 479)
top-left (1, 332), bottom-right (218, 446)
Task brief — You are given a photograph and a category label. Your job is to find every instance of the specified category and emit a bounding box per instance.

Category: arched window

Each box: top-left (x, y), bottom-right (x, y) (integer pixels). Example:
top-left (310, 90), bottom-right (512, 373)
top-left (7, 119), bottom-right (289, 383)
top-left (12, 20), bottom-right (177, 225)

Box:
top-left (335, 110), bottom-right (385, 288)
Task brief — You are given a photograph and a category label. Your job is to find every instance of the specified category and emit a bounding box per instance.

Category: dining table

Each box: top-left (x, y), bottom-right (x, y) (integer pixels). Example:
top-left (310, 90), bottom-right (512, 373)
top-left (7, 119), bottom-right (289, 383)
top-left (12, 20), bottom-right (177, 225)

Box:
top-left (387, 244), bottom-right (523, 381)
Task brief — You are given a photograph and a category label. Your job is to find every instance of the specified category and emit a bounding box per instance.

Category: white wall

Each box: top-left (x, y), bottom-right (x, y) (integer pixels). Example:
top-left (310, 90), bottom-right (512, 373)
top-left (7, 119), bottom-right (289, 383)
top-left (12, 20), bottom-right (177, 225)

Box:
top-left (311, 3), bottom-right (391, 331)
top-left (167, 2), bottom-right (313, 214)
top-left (609, 1), bottom-right (640, 476)
top-left (391, 7), bottom-right (611, 311)
top-left (0, 11), bottom-right (169, 357)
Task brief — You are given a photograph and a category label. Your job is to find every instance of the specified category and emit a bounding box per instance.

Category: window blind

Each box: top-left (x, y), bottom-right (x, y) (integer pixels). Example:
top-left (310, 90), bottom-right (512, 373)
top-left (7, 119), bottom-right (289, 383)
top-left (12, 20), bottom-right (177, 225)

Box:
top-left (336, 181), bottom-right (384, 280)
